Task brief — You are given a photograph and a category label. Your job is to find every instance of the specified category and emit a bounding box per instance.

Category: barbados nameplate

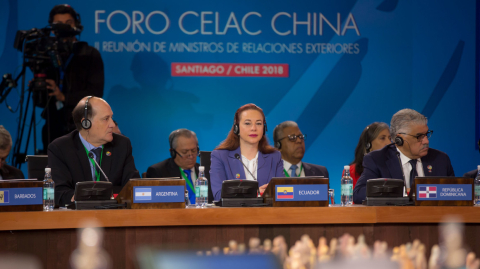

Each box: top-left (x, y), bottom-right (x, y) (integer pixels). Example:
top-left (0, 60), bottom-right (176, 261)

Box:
top-left (133, 186), bottom-right (184, 203)
top-left (416, 184), bottom-right (472, 201)
top-left (0, 188), bottom-right (43, 206)
top-left (275, 184), bottom-right (328, 202)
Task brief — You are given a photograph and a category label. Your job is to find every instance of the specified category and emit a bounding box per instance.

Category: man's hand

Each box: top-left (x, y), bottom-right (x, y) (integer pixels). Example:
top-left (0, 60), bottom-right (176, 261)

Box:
top-left (46, 79), bottom-right (65, 102)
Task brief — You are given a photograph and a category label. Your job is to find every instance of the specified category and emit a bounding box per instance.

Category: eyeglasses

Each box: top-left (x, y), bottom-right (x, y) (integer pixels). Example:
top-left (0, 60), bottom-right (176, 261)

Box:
top-left (177, 149), bottom-right (198, 158)
top-left (279, 134), bottom-right (307, 142)
top-left (398, 130), bottom-right (433, 142)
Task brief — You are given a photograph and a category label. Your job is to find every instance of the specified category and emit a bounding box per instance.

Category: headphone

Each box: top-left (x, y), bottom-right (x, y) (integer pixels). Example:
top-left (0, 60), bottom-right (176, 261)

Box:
top-left (48, 4), bottom-right (84, 32)
top-left (394, 136), bottom-right (404, 146)
top-left (275, 140), bottom-right (282, 150)
top-left (81, 96), bottom-right (92, 129)
top-left (169, 130), bottom-right (200, 159)
top-left (233, 106), bottom-right (268, 136)
top-left (364, 126), bottom-right (372, 153)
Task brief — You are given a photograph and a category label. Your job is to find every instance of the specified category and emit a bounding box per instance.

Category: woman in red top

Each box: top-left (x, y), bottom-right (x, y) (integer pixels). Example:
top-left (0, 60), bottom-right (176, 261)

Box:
top-left (348, 122), bottom-right (391, 188)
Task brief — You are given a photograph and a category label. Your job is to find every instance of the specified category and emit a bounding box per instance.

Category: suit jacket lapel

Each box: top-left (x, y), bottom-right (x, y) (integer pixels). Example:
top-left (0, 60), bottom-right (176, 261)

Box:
top-left (421, 158), bottom-right (433, 176)
top-left (194, 163), bottom-right (200, 177)
top-left (303, 162), bottom-right (314, 176)
top-left (168, 158), bottom-right (182, 178)
top-left (228, 148), bottom-right (245, 180)
top-left (75, 133), bottom-right (94, 182)
top-left (257, 151), bottom-right (269, 185)
top-left (101, 142), bottom-right (113, 181)
top-left (386, 146), bottom-right (404, 180)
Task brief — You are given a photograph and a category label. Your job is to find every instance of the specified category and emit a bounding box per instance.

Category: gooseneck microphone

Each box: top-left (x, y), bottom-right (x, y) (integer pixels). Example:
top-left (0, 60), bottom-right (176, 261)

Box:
top-left (88, 152), bottom-right (110, 182)
top-left (234, 153), bottom-right (262, 196)
top-left (235, 153), bottom-right (257, 181)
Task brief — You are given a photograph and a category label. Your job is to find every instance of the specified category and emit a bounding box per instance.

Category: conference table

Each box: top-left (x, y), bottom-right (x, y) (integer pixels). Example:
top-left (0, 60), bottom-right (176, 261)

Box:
top-left (1, 206), bottom-right (480, 269)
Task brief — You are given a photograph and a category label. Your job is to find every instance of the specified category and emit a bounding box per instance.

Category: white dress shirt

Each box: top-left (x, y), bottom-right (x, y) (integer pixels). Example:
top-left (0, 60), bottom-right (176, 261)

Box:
top-left (283, 160), bottom-right (305, 177)
top-left (241, 152), bottom-right (258, 181)
top-left (396, 148), bottom-right (424, 188)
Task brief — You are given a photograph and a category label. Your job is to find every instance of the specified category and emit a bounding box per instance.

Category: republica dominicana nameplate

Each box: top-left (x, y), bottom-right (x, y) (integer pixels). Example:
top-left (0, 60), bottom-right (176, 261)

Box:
top-left (275, 184), bottom-right (328, 202)
top-left (416, 184), bottom-right (472, 201)
top-left (133, 186), bottom-right (185, 203)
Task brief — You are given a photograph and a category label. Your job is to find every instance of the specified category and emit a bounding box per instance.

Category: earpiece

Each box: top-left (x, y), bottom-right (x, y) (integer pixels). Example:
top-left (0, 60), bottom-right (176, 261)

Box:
top-left (275, 141), bottom-right (282, 149)
top-left (395, 136), bottom-right (404, 146)
top-left (81, 96), bottom-right (92, 129)
top-left (233, 124), bottom-right (240, 135)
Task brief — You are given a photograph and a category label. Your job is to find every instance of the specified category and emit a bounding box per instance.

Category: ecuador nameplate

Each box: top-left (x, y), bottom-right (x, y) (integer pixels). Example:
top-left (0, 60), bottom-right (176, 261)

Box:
top-left (0, 187), bottom-right (43, 206)
top-left (416, 184), bottom-right (472, 201)
top-left (275, 184), bottom-right (328, 202)
top-left (133, 186), bottom-right (184, 203)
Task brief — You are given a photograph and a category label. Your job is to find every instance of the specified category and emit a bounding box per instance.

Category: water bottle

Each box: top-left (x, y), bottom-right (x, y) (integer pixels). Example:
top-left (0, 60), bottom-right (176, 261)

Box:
top-left (43, 167), bottom-right (55, 211)
top-left (185, 189), bottom-right (191, 207)
top-left (475, 165), bottom-right (480, 205)
top-left (341, 165), bottom-right (353, 206)
top-left (195, 166), bottom-right (208, 208)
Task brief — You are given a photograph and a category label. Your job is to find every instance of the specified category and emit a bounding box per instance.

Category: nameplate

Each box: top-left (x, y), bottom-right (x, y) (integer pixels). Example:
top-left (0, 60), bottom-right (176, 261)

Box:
top-left (133, 186), bottom-right (184, 203)
top-left (275, 184), bottom-right (328, 202)
top-left (416, 184), bottom-right (472, 201)
top-left (0, 188), bottom-right (43, 206)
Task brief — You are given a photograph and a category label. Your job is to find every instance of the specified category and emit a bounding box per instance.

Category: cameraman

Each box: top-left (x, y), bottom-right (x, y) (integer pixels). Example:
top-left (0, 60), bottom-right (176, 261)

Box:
top-left (41, 4), bottom-right (104, 151)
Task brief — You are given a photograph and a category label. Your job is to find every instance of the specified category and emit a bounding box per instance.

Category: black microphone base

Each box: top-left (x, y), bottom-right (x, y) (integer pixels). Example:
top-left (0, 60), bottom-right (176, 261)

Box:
top-left (221, 197), bottom-right (265, 207)
top-left (75, 199), bottom-right (119, 210)
top-left (363, 197), bottom-right (412, 206)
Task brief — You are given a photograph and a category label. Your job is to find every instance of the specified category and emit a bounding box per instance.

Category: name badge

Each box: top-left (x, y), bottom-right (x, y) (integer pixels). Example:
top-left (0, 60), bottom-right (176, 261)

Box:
top-left (416, 184), bottom-right (472, 201)
top-left (133, 186), bottom-right (185, 203)
top-left (275, 184), bottom-right (328, 202)
top-left (0, 188), bottom-right (43, 206)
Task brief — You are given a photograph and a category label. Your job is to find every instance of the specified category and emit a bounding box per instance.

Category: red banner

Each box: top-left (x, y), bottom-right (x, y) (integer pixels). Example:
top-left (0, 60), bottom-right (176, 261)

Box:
top-left (171, 63), bottom-right (289, 77)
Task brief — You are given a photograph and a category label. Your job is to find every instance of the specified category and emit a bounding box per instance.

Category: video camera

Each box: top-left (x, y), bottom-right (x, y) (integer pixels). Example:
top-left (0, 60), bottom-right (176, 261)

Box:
top-left (13, 23), bottom-right (81, 106)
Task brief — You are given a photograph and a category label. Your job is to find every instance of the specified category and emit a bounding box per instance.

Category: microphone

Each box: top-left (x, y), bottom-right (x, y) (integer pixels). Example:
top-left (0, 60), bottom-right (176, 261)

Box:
top-left (234, 153), bottom-right (262, 196)
top-left (88, 152), bottom-right (110, 182)
top-left (235, 154), bottom-right (257, 181)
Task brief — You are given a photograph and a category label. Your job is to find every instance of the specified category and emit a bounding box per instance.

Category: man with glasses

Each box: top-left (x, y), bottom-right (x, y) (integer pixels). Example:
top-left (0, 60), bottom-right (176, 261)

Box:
top-left (273, 121), bottom-right (329, 178)
top-left (353, 109), bottom-right (454, 204)
top-left (146, 129), bottom-right (200, 204)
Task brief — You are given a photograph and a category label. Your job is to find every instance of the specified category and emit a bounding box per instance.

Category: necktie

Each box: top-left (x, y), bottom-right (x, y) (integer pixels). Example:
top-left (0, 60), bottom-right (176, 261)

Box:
top-left (409, 159), bottom-right (418, 185)
top-left (184, 169), bottom-right (196, 204)
top-left (290, 164), bottom-right (298, 177)
top-left (90, 148), bottom-right (102, 181)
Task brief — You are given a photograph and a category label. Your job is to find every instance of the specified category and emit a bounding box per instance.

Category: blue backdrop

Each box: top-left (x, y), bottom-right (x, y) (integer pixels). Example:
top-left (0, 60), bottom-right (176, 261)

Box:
top-left (0, 0), bottom-right (477, 203)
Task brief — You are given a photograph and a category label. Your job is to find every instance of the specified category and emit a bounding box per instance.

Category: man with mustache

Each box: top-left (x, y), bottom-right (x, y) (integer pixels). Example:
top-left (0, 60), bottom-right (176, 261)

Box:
top-left (273, 121), bottom-right (328, 178)
top-left (353, 109), bottom-right (455, 204)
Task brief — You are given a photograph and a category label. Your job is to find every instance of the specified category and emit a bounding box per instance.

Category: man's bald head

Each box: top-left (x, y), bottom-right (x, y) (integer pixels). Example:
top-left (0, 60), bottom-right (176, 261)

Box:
top-left (72, 96), bottom-right (108, 131)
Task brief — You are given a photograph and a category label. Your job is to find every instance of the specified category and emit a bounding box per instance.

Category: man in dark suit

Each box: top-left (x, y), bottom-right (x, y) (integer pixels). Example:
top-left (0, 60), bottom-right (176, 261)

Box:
top-left (353, 109), bottom-right (455, 204)
top-left (48, 96), bottom-right (140, 207)
top-left (273, 121), bottom-right (329, 178)
top-left (0, 126), bottom-right (25, 180)
top-left (146, 129), bottom-right (200, 204)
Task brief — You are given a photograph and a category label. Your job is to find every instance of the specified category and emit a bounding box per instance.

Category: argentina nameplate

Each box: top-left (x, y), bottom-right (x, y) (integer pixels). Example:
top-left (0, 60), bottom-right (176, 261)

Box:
top-left (133, 186), bottom-right (185, 203)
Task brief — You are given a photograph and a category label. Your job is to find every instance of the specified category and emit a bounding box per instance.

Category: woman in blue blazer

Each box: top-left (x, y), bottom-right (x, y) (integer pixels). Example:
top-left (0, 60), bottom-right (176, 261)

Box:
top-left (210, 104), bottom-right (284, 201)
